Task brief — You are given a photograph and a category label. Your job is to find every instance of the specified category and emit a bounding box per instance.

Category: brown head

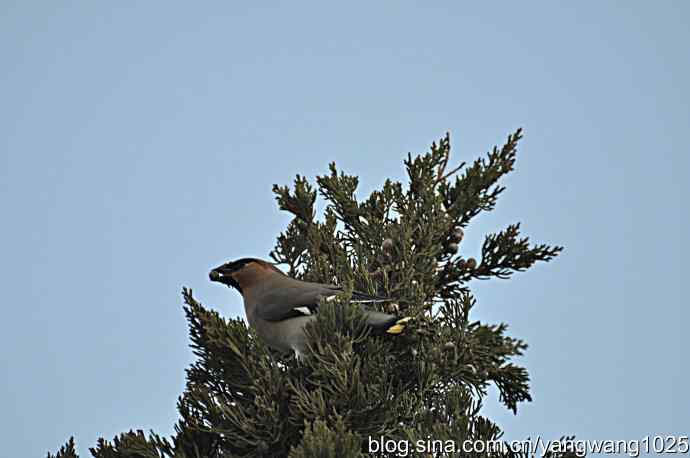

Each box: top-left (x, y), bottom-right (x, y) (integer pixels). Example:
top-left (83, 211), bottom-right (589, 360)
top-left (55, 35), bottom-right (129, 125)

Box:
top-left (209, 258), bottom-right (284, 295)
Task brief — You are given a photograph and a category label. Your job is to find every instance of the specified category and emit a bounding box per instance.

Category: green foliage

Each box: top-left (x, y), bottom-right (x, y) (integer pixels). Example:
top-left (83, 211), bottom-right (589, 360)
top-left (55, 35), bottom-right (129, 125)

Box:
top-left (51, 130), bottom-right (572, 457)
top-left (288, 418), bottom-right (363, 458)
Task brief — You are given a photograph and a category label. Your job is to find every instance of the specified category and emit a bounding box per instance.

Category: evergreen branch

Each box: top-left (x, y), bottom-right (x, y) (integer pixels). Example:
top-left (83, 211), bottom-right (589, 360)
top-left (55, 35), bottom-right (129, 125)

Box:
top-left (316, 163), bottom-right (365, 234)
top-left (88, 430), bottom-right (173, 458)
top-left (288, 419), bottom-right (364, 458)
top-left (272, 175), bottom-right (317, 223)
top-left (440, 128), bottom-right (522, 228)
top-left (46, 437), bottom-right (78, 458)
top-left (474, 223), bottom-right (563, 280)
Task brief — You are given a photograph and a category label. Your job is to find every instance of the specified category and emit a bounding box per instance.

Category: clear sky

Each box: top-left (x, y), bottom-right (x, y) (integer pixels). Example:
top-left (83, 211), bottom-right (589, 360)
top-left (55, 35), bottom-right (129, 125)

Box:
top-left (1, 2), bottom-right (688, 457)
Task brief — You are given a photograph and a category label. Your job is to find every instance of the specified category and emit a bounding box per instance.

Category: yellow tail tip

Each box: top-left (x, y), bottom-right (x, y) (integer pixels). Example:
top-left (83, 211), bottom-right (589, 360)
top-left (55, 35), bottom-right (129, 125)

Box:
top-left (386, 317), bottom-right (412, 335)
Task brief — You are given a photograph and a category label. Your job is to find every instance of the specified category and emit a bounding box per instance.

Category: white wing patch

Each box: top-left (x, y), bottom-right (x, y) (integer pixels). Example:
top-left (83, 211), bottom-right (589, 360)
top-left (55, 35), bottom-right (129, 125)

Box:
top-left (294, 306), bottom-right (312, 316)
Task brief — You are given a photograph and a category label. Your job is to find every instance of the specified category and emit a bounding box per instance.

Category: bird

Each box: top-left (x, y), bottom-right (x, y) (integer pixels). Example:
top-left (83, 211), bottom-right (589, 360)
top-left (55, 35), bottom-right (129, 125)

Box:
top-left (209, 258), bottom-right (411, 358)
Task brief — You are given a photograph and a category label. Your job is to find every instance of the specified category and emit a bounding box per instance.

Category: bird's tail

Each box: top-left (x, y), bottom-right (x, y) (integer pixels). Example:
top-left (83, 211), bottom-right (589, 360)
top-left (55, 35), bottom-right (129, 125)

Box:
top-left (385, 316), bottom-right (412, 335)
top-left (364, 311), bottom-right (412, 335)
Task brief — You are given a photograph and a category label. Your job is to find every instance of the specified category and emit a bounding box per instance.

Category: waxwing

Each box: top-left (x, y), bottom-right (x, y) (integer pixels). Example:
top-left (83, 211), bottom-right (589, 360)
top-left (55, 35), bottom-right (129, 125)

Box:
top-left (209, 258), bottom-right (410, 358)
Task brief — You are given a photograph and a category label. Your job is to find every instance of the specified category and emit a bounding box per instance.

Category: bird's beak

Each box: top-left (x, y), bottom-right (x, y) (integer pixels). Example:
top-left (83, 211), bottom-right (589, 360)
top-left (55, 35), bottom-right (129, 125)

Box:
top-left (209, 265), bottom-right (230, 284)
top-left (209, 264), bottom-right (242, 292)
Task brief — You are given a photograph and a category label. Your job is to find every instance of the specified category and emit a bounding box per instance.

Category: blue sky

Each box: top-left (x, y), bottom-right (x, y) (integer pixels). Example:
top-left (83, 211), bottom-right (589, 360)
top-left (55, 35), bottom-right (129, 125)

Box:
top-left (1, 2), bottom-right (688, 456)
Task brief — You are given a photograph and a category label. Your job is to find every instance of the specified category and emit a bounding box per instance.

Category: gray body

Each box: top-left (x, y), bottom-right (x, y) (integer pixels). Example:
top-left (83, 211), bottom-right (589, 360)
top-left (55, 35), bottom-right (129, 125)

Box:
top-left (250, 313), bottom-right (314, 356)
top-left (242, 273), bottom-right (396, 357)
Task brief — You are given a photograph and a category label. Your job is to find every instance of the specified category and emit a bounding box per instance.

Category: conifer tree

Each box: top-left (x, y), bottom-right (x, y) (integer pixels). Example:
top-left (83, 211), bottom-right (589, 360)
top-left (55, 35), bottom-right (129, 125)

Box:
top-left (50, 130), bottom-right (579, 458)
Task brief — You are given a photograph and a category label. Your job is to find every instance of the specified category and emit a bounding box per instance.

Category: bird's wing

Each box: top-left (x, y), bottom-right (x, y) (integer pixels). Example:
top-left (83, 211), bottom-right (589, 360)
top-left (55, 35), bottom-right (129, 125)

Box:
top-left (256, 280), bottom-right (391, 322)
top-left (253, 281), bottom-right (332, 321)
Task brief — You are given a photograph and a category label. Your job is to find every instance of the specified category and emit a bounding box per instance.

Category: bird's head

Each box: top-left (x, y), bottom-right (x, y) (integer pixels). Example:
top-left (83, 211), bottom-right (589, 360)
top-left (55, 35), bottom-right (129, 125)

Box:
top-left (209, 258), bottom-right (283, 294)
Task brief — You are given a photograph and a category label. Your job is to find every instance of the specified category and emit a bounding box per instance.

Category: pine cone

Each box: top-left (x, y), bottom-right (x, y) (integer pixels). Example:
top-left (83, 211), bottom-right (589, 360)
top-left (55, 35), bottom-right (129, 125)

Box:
top-left (466, 257), bottom-right (477, 269)
top-left (451, 227), bottom-right (464, 243)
